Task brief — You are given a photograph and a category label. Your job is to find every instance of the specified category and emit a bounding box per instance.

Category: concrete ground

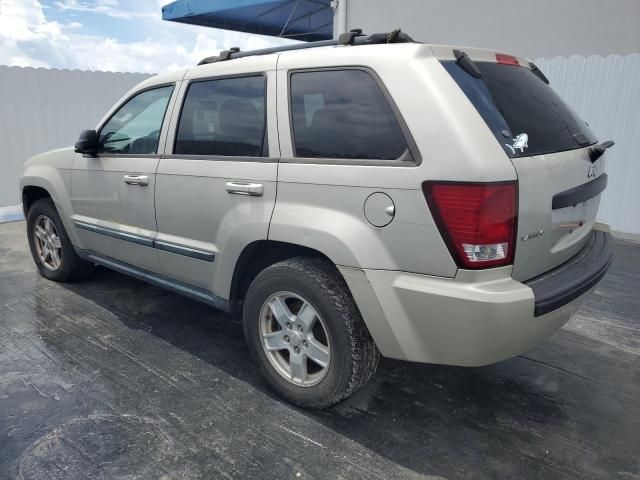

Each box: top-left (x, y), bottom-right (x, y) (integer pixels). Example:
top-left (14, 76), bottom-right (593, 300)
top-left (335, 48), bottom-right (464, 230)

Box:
top-left (1, 221), bottom-right (638, 480)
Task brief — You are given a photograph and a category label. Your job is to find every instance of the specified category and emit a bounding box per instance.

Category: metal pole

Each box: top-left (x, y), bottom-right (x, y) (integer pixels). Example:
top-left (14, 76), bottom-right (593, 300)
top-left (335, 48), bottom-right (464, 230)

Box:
top-left (337, 0), bottom-right (347, 35)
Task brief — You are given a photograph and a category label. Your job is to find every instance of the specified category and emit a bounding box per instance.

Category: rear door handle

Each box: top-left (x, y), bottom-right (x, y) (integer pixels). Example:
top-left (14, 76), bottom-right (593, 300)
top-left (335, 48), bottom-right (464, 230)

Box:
top-left (124, 174), bottom-right (149, 186)
top-left (225, 181), bottom-right (263, 196)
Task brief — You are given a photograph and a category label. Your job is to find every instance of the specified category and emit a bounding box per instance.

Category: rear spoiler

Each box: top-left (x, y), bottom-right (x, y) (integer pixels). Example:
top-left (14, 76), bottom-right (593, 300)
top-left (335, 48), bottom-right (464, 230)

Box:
top-left (448, 48), bottom-right (551, 85)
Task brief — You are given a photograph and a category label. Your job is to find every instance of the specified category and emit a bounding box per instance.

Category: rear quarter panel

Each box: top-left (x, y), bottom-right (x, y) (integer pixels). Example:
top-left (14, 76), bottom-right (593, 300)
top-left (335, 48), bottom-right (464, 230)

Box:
top-left (270, 44), bottom-right (517, 276)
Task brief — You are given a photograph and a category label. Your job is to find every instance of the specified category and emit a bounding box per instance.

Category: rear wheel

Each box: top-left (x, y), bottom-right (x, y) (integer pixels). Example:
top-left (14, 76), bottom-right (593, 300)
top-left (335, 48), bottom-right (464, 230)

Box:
top-left (243, 257), bottom-right (379, 409)
top-left (26, 198), bottom-right (94, 282)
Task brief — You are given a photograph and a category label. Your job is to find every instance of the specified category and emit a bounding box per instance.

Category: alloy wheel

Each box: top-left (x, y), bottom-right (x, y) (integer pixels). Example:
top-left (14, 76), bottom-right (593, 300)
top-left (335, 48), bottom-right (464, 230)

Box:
top-left (259, 291), bottom-right (331, 387)
top-left (33, 215), bottom-right (62, 271)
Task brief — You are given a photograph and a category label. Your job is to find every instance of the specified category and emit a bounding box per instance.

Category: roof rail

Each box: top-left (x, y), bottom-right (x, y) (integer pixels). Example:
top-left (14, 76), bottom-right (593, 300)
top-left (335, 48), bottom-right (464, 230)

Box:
top-left (338, 28), bottom-right (364, 45)
top-left (198, 47), bottom-right (240, 65)
top-left (196, 29), bottom-right (415, 66)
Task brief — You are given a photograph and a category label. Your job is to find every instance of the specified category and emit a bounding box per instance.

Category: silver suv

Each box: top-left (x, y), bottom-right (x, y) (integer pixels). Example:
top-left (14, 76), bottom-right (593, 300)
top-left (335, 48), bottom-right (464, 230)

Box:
top-left (20, 31), bottom-right (614, 408)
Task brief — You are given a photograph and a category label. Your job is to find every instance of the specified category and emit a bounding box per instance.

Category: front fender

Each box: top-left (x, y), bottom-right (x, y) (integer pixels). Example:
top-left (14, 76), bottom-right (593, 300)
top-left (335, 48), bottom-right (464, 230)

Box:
top-left (20, 148), bottom-right (82, 247)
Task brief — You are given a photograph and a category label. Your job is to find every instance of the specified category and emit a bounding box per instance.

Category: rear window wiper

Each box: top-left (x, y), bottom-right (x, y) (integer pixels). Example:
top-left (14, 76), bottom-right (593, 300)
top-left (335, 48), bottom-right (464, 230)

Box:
top-left (589, 140), bottom-right (615, 163)
top-left (453, 49), bottom-right (482, 79)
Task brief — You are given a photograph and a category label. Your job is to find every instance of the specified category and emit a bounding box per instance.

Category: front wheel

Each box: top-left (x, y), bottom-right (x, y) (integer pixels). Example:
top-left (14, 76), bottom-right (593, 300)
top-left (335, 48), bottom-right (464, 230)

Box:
top-left (26, 198), bottom-right (94, 282)
top-left (243, 257), bottom-right (379, 409)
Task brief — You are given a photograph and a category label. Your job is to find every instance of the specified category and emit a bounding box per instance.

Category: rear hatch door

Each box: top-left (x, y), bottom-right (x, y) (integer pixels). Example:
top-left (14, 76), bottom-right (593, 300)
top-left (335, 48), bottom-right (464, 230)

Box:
top-left (437, 48), bottom-right (606, 281)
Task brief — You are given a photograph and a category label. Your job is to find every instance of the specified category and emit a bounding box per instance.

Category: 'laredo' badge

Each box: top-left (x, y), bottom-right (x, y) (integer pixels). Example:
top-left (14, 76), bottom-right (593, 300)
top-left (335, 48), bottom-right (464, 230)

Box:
top-left (521, 230), bottom-right (544, 241)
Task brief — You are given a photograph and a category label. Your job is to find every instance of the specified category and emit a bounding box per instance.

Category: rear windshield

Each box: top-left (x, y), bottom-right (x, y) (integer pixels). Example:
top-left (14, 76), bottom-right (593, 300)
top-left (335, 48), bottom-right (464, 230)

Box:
top-left (442, 61), bottom-right (597, 157)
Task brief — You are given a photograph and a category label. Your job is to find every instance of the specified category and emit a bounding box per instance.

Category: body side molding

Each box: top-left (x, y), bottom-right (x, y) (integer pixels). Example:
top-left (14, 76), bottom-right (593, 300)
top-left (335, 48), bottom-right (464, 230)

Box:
top-left (74, 220), bottom-right (215, 262)
top-left (75, 221), bottom-right (154, 247)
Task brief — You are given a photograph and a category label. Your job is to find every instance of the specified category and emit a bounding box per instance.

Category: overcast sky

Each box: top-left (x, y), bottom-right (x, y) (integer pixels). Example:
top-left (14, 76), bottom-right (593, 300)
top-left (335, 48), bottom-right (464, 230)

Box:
top-left (0, 0), bottom-right (294, 73)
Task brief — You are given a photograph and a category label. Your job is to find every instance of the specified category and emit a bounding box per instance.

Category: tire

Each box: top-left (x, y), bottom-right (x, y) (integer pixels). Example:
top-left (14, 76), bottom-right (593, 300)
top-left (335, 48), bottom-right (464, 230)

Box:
top-left (243, 257), bottom-right (380, 409)
top-left (26, 198), bottom-right (94, 282)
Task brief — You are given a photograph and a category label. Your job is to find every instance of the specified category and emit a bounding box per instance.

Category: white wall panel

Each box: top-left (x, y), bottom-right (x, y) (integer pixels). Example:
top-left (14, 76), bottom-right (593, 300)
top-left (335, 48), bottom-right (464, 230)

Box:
top-left (536, 54), bottom-right (640, 236)
top-left (342, 0), bottom-right (640, 58)
top-left (0, 66), bottom-right (151, 207)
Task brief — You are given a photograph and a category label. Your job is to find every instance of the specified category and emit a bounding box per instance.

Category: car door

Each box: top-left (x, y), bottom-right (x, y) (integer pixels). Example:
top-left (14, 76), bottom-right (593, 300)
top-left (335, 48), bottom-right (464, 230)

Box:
top-left (70, 83), bottom-right (178, 273)
top-left (155, 57), bottom-right (279, 300)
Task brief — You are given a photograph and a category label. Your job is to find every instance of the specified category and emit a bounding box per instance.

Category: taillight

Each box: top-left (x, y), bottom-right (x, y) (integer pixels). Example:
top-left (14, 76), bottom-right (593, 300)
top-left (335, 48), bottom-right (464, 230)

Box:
top-left (495, 53), bottom-right (519, 66)
top-left (422, 181), bottom-right (518, 269)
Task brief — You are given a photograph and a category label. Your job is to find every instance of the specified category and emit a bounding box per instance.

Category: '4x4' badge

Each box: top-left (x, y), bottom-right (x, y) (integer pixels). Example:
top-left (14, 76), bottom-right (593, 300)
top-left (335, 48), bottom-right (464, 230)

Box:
top-left (505, 133), bottom-right (529, 155)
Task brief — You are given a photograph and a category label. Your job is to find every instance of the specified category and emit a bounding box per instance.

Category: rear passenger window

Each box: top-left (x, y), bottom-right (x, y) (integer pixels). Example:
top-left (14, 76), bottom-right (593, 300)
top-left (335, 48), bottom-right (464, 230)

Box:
top-left (175, 75), bottom-right (266, 157)
top-left (290, 69), bottom-right (409, 160)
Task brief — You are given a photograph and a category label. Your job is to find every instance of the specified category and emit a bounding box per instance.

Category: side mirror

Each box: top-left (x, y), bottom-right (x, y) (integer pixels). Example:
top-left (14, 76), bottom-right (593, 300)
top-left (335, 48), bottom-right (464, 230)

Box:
top-left (75, 129), bottom-right (100, 156)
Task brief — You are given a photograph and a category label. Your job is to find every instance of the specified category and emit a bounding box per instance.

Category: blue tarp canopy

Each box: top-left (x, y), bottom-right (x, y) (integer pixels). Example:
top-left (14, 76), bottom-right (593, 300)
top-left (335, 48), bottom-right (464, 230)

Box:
top-left (162, 0), bottom-right (333, 41)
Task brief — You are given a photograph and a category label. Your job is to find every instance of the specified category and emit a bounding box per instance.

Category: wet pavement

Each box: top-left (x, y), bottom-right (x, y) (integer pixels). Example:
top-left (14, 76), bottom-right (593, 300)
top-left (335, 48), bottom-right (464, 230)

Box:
top-left (1, 220), bottom-right (639, 480)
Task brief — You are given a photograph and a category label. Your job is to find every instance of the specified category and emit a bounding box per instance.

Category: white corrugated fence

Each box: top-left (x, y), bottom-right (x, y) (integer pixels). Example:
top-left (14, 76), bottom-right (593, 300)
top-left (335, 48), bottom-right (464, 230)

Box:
top-left (535, 54), bottom-right (640, 237)
top-left (0, 66), bottom-right (152, 212)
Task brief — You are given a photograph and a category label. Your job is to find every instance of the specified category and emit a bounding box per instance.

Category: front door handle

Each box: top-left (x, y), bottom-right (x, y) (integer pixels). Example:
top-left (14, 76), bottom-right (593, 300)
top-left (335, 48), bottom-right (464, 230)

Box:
top-left (225, 181), bottom-right (263, 196)
top-left (124, 174), bottom-right (149, 186)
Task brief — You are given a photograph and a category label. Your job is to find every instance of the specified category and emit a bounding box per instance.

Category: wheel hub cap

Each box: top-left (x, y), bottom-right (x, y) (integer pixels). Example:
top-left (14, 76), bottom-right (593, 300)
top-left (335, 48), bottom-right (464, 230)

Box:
top-left (33, 215), bottom-right (62, 271)
top-left (289, 331), bottom-right (302, 347)
top-left (259, 291), bottom-right (331, 387)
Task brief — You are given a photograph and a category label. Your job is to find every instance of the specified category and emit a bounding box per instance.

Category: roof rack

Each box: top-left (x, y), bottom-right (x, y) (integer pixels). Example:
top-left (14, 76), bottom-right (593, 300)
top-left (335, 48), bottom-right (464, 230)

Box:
top-left (197, 29), bottom-right (415, 66)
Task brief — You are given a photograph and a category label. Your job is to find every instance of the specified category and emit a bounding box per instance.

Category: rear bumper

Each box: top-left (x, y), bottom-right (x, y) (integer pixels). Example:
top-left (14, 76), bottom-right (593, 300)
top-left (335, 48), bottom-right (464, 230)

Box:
top-left (340, 230), bottom-right (613, 366)
top-left (525, 230), bottom-right (614, 316)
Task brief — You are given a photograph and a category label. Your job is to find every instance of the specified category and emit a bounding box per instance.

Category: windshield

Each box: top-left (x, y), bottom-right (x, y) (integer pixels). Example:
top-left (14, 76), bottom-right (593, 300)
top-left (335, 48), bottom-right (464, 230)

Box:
top-left (442, 61), bottom-right (597, 157)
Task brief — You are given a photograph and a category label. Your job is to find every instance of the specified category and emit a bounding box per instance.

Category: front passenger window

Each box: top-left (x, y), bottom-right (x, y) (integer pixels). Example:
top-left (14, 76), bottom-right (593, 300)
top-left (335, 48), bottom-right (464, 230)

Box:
top-left (99, 85), bottom-right (174, 155)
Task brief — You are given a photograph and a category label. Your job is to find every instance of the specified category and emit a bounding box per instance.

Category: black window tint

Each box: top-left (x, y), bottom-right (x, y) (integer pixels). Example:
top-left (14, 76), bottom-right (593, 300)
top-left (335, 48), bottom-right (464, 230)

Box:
top-left (442, 61), bottom-right (597, 157)
top-left (175, 76), bottom-right (266, 157)
top-left (99, 85), bottom-right (173, 155)
top-left (290, 70), bottom-right (408, 160)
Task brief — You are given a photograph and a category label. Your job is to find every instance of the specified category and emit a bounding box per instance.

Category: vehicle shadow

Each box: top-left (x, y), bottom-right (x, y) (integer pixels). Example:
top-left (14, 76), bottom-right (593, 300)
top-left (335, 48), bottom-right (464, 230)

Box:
top-left (60, 266), bottom-right (583, 479)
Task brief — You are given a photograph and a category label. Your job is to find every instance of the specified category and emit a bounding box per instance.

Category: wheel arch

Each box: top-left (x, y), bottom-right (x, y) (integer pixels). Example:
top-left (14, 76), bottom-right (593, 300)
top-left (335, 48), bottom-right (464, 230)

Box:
top-left (229, 240), bottom-right (336, 306)
top-left (20, 167), bottom-right (81, 247)
top-left (22, 185), bottom-right (52, 216)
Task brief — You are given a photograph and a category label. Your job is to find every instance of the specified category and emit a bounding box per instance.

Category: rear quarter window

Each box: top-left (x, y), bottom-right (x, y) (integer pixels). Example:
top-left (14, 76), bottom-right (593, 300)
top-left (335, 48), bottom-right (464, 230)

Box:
top-left (442, 61), bottom-right (597, 157)
top-left (289, 69), bottom-right (409, 161)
